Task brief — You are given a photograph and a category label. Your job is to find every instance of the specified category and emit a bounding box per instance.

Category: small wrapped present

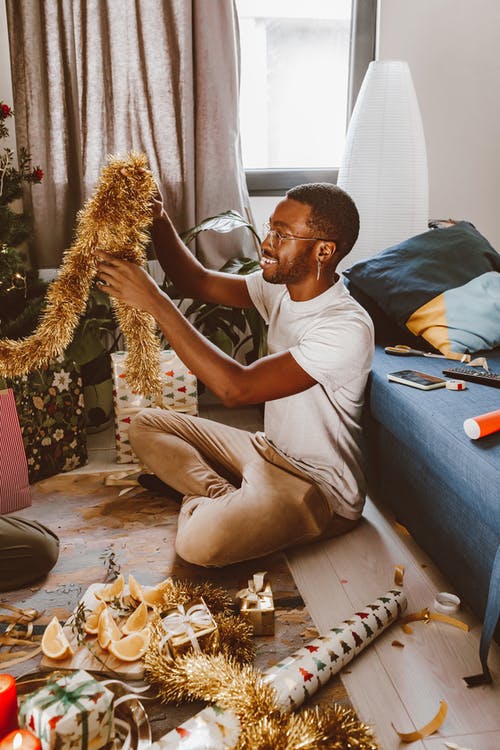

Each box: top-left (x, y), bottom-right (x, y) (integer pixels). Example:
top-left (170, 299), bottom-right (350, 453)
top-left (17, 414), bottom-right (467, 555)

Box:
top-left (236, 571), bottom-right (274, 636)
top-left (159, 597), bottom-right (218, 658)
top-left (18, 670), bottom-right (114, 750)
top-left (111, 349), bottom-right (197, 463)
top-left (1, 358), bottom-right (88, 482)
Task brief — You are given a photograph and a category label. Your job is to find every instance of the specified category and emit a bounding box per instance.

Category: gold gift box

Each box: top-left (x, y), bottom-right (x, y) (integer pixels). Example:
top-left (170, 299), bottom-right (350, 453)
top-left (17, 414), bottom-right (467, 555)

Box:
top-left (237, 572), bottom-right (275, 636)
top-left (160, 597), bottom-right (219, 658)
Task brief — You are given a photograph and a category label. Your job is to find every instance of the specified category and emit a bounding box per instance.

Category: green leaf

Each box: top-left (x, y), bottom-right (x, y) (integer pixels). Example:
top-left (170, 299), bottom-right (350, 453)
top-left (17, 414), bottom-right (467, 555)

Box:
top-left (211, 329), bottom-right (234, 355)
top-left (180, 211), bottom-right (260, 245)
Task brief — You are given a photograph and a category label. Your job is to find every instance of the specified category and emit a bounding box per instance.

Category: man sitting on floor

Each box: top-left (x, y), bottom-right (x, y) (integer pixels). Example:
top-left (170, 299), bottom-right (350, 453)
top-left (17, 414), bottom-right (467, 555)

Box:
top-left (97, 182), bottom-right (374, 567)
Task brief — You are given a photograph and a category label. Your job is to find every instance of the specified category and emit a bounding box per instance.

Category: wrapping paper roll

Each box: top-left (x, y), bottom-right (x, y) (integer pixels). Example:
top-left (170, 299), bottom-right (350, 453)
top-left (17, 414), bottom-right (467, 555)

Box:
top-left (150, 589), bottom-right (407, 749)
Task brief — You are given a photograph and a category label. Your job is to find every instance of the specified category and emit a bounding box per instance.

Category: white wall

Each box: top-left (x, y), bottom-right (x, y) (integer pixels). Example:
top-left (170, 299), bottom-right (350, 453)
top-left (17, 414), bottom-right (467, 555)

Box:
top-left (378, 0), bottom-right (500, 250)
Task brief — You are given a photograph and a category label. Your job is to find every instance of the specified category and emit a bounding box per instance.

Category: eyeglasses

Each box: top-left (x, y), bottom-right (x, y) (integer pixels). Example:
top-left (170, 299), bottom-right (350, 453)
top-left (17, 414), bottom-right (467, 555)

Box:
top-left (262, 221), bottom-right (332, 251)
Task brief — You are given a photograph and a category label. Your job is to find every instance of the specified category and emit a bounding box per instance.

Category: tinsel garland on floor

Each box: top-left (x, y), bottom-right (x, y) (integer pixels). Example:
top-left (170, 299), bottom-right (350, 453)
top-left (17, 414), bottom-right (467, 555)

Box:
top-left (0, 152), bottom-right (163, 397)
top-left (144, 581), bottom-right (379, 750)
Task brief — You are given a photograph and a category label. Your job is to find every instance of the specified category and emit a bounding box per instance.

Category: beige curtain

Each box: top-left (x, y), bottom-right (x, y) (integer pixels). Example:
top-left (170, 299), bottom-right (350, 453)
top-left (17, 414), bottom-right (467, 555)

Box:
top-left (6, 0), bottom-right (255, 269)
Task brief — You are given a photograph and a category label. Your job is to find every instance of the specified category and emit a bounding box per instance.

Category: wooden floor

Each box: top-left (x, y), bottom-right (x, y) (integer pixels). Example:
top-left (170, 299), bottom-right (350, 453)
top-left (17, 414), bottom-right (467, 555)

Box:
top-left (287, 502), bottom-right (500, 749)
top-left (77, 395), bottom-right (500, 749)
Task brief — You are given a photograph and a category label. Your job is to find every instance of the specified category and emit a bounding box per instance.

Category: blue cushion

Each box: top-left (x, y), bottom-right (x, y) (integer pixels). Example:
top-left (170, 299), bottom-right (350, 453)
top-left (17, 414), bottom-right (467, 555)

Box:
top-left (344, 222), bottom-right (500, 358)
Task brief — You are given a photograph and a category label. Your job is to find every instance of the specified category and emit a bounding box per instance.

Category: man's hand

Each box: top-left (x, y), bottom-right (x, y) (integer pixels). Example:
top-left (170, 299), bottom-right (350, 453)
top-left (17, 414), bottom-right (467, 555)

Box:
top-left (96, 252), bottom-right (164, 314)
top-left (150, 182), bottom-right (165, 221)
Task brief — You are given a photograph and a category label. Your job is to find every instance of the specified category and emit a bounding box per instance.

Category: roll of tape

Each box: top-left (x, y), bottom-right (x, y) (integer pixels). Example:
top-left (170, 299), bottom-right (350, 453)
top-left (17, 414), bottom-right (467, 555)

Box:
top-left (432, 592), bottom-right (460, 614)
top-left (445, 379), bottom-right (467, 391)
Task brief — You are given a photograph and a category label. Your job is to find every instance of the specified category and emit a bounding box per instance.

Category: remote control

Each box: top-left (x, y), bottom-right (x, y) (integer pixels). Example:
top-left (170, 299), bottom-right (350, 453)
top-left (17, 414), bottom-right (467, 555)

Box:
top-left (442, 367), bottom-right (500, 389)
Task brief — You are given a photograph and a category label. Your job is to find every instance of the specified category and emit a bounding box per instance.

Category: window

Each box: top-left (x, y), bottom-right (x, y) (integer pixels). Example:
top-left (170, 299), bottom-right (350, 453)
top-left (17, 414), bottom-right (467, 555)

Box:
top-left (236, 0), bottom-right (376, 194)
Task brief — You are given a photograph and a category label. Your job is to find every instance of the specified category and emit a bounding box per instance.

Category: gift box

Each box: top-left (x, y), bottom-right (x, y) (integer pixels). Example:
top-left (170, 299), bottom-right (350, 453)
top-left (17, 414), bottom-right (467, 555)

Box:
top-left (0, 358), bottom-right (88, 483)
top-left (111, 349), bottom-right (197, 463)
top-left (160, 597), bottom-right (219, 658)
top-left (236, 571), bottom-right (274, 636)
top-left (18, 669), bottom-right (114, 750)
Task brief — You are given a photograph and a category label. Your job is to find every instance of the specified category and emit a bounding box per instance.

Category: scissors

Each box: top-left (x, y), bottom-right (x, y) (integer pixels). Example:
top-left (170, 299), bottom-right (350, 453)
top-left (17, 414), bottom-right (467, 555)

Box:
top-left (384, 345), bottom-right (447, 359)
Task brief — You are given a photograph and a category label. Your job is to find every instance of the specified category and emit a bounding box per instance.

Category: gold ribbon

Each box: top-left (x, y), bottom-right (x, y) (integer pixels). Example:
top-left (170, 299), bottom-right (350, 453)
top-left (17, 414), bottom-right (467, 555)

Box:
top-left (160, 601), bottom-right (214, 654)
top-left (236, 571), bottom-right (271, 609)
top-left (0, 602), bottom-right (42, 667)
top-left (392, 699), bottom-right (448, 742)
top-left (400, 607), bottom-right (469, 634)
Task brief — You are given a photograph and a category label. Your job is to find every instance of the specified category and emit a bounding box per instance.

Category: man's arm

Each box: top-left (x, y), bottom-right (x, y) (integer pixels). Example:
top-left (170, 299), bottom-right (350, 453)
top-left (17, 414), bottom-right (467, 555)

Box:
top-left (151, 197), bottom-right (253, 309)
top-left (97, 253), bottom-right (316, 407)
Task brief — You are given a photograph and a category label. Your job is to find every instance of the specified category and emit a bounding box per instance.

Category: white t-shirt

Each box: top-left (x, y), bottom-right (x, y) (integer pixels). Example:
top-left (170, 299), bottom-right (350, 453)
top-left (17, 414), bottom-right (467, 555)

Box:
top-left (245, 271), bottom-right (374, 519)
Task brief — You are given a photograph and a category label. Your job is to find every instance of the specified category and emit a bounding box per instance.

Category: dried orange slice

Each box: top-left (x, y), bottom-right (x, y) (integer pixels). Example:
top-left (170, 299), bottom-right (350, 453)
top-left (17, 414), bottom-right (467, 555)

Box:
top-left (41, 616), bottom-right (74, 660)
top-left (128, 574), bottom-right (171, 608)
top-left (94, 574), bottom-right (125, 602)
top-left (142, 579), bottom-right (172, 607)
top-left (108, 628), bottom-right (150, 662)
top-left (121, 601), bottom-right (149, 635)
top-left (128, 573), bottom-right (145, 603)
top-left (83, 601), bottom-right (107, 635)
top-left (97, 606), bottom-right (122, 649)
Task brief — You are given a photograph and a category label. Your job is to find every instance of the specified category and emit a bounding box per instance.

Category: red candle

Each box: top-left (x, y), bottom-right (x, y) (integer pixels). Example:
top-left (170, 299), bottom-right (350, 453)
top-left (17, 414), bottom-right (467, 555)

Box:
top-left (0, 675), bottom-right (18, 740)
top-left (0, 731), bottom-right (41, 750)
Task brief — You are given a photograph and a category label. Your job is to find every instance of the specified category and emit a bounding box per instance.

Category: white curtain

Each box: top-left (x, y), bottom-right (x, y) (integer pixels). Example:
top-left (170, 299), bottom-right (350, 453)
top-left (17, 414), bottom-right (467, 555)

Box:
top-left (6, 0), bottom-right (254, 269)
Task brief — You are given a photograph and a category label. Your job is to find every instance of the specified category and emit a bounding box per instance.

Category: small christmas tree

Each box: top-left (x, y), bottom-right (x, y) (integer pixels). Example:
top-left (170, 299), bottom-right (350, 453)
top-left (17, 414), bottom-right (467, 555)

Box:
top-left (0, 101), bottom-right (44, 327)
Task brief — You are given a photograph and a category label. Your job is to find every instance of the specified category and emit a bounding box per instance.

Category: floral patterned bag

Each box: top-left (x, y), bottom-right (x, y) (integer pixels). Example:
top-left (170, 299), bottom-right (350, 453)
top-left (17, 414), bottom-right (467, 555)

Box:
top-left (0, 358), bottom-right (88, 483)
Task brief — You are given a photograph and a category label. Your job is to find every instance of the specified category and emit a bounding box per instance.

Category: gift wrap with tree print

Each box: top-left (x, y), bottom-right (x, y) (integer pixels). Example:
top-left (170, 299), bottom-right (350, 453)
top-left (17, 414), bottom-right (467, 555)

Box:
top-left (0, 357), bottom-right (88, 482)
top-left (18, 670), bottom-right (114, 750)
top-left (111, 350), bottom-right (197, 463)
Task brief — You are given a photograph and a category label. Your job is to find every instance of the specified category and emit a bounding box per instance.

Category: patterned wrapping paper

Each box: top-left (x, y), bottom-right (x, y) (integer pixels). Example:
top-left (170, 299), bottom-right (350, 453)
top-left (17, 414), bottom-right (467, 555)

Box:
top-left (149, 589), bottom-right (407, 750)
top-left (263, 588), bottom-right (407, 711)
top-left (18, 669), bottom-right (114, 750)
top-left (0, 357), bottom-right (88, 482)
top-left (111, 350), bottom-right (197, 463)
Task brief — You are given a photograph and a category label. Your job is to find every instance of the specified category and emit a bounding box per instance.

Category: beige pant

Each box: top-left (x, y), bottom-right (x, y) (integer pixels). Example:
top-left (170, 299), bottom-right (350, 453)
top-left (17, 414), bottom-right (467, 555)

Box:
top-left (129, 409), bottom-right (357, 567)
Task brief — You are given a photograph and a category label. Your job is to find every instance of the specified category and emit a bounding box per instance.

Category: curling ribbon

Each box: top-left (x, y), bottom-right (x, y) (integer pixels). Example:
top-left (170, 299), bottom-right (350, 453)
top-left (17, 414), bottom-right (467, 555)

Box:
top-left (151, 588), bottom-right (407, 749)
top-left (400, 607), bottom-right (469, 634)
top-left (159, 602), bottom-right (214, 655)
top-left (392, 699), bottom-right (448, 742)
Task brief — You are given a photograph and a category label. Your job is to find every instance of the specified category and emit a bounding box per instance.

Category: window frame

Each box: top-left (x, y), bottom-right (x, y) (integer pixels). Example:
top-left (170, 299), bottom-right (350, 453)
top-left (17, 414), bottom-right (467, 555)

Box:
top-left (243, 0), bottom-right (377, 196)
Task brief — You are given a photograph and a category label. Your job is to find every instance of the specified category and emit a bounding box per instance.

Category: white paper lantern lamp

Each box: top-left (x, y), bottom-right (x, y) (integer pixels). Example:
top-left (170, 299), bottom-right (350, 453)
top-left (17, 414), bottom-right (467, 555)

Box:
top-left (337, 60), bottom-right (429, 271)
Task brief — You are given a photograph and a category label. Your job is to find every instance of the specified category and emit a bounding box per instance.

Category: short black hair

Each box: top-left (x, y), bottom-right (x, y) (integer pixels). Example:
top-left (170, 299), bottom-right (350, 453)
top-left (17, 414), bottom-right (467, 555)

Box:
top-left (286, 183), bottom-right (359, 258)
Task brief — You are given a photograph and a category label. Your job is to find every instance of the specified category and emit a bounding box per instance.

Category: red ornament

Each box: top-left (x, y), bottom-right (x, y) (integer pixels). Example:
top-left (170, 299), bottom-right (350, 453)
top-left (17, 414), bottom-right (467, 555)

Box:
top-left (30, 167), bottom-right (44, 183)
top-left (0, 103), bottom-right (12, 119)
top-left (0, 675), bottom-right (18, 740)
top-left (304, 645), bottom-right (319, 653)
top-left (175, 727), bottom-right (190, 738)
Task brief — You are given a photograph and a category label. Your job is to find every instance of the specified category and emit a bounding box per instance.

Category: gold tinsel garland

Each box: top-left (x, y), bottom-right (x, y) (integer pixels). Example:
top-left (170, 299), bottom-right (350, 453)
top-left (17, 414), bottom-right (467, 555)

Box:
top-left (145, 650), bottom-right (379, 750)
top-left (0, 152), bottom-right (162, 397)
top-left (145, 580), bottom-right (379, 750)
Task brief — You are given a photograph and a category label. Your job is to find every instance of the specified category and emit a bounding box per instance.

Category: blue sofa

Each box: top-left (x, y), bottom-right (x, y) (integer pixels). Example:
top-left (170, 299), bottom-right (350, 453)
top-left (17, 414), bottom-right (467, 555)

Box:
top-left (363, 341), bottom-right (500, 678)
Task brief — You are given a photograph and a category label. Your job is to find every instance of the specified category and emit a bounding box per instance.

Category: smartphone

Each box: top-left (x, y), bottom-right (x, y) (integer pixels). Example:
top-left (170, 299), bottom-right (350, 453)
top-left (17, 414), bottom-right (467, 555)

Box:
top-left (387, 369), bottom-right (447, 390)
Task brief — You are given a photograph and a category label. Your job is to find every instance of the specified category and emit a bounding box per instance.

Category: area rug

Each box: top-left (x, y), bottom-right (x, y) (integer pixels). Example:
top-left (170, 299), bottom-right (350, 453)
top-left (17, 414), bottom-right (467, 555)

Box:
top-left (3, 472), bottom-right (351, 739)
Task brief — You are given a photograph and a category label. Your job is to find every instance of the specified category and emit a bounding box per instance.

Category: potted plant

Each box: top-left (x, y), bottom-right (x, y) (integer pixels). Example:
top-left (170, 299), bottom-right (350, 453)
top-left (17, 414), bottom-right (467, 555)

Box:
top-left (162, 210), bottom-right (267, 365)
